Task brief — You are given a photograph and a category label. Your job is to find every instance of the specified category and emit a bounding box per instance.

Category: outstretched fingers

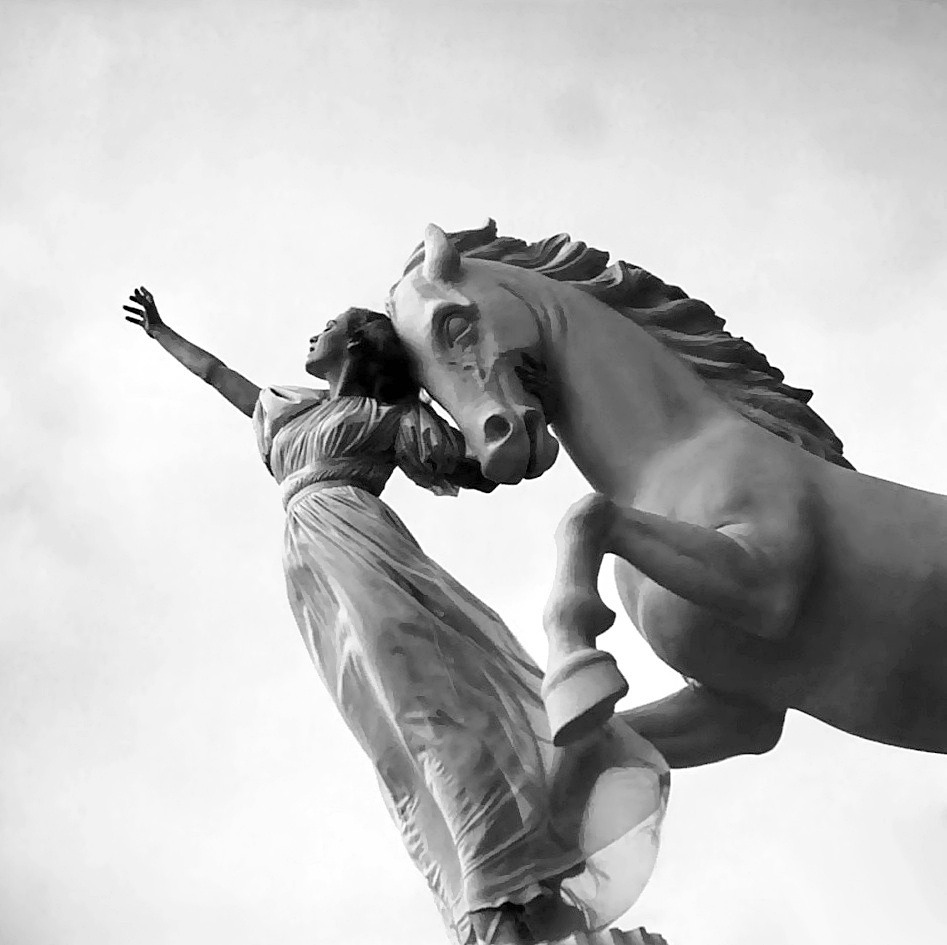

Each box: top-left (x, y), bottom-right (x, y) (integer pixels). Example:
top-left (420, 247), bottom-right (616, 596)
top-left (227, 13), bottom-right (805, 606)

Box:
top-left (123, 298), bottom-right (146, 323)
top-left (125, 287), bottom-right (154, 309)
top-left (123, 288), bottom-right (153, 330)
top-left (123, 285), bottom-right (159, 330)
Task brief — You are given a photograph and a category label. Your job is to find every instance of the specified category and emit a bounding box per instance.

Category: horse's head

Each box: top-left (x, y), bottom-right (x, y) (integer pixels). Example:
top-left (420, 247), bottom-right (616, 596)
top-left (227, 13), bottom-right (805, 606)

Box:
top-left (388, 224), bottom-right (560, 484)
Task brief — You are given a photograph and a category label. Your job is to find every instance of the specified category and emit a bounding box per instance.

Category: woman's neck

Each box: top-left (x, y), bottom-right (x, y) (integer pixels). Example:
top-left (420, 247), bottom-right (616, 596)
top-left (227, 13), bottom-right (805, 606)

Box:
top-left (325, 358), bottom-right (370, 399)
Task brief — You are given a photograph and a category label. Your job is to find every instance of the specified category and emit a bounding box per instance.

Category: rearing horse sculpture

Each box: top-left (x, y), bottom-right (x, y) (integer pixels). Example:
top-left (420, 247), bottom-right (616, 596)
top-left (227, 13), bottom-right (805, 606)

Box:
top-left (388, 220), bottom-right (947, 768)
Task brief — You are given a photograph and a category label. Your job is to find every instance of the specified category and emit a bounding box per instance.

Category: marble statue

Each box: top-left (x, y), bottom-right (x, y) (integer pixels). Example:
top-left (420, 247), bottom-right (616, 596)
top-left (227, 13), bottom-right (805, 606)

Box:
top-left (122, 289), bottom-right (669, 945)
top-left (387, 220), bottom-right (947, 763)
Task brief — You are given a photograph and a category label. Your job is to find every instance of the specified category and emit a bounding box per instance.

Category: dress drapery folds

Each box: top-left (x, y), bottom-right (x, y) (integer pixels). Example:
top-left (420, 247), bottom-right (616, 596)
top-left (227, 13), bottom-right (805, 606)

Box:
top-left (254, 387), bottom-right (669, 944)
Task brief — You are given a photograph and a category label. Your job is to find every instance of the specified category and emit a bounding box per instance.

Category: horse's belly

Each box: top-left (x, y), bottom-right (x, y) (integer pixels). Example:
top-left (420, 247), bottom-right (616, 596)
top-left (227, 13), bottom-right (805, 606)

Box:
top-left (792, 640), bottom-right (947, 752)
top-left (791, 477), bottom-right (947, 748)
top-left (873, 650), bottom-right (947, 752)
top-left (616, 557), bottom-right (947, 754)
top-left (793, 591), bottom-right (947, 751)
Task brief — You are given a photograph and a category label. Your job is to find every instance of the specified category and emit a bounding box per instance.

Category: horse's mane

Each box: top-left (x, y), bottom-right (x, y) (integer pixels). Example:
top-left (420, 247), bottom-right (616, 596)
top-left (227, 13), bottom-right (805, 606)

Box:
top-left (401, 219), bottom-right (852, 469)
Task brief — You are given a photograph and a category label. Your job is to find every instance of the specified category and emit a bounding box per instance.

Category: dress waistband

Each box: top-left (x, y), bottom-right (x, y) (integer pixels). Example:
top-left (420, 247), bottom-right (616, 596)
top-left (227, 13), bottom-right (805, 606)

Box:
top-left (282, 476), bottom-right (382, 511)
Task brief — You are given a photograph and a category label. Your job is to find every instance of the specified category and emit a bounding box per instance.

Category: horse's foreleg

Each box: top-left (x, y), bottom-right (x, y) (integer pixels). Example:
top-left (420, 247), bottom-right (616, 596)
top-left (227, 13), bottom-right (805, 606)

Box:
top-left (541, 496), bottom-right (625, 745)
top-left (542, 493), bottom-right (795, 745)
top-left (617, 682), bottom-right (786, 768)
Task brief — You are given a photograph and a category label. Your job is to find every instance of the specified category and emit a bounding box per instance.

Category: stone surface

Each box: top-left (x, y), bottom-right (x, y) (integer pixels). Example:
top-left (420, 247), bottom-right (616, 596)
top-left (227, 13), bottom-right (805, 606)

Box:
top-left (547, 928), bottom-right (668, 945)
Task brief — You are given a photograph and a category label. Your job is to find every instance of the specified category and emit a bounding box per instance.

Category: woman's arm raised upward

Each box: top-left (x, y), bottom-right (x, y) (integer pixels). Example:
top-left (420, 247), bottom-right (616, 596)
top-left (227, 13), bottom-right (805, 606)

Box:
top-left (123, 287), bottom-right (261, 417)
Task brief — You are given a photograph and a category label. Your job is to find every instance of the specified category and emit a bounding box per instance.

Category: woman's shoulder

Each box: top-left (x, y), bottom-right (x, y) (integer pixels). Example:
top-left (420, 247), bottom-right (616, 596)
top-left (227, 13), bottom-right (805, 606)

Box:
top-left (253, 385), bottom-right (331, 469)
top-left (255, 384), bottom-right (331, 423)
top-left (259, 384), bottom-right (329, 409)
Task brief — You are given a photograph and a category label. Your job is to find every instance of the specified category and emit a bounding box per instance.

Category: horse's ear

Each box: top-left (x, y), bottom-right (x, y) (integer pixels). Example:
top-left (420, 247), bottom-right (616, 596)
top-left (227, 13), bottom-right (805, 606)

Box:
top-left (422, 224), bottom-right (462, 284)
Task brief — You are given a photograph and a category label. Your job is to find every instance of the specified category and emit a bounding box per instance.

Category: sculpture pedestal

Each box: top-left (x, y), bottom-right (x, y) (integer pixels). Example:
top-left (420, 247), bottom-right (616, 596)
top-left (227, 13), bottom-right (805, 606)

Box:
top-left (547, 929), bottom-right (667, 945)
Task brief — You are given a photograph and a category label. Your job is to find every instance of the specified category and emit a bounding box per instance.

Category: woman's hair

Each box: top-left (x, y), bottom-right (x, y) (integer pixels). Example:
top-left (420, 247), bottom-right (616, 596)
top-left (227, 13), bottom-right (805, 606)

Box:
top-left (339, 307), bottom-right (420, 404)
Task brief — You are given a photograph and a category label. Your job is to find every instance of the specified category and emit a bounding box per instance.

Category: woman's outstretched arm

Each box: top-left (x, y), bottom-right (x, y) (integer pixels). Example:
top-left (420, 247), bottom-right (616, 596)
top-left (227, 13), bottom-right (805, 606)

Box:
top-left (123, 286), bottom-right (260, 417)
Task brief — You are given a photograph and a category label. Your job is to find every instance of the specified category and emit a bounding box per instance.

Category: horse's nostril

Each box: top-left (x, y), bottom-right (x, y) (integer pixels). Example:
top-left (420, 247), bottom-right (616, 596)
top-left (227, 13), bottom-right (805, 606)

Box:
top-left (483, 414), bottom-right (513, 445)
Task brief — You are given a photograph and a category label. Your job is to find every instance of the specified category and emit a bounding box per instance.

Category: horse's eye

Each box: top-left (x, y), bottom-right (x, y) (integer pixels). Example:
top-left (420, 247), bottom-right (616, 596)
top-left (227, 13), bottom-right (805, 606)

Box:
top-left (442, 313), bottom-right (476, 347)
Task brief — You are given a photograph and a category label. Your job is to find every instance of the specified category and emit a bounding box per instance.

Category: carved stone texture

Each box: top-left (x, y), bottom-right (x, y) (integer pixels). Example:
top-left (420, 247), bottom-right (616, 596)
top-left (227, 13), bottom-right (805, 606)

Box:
top-left (623, 929), bottom-right (669, 945)
top-left (548, 928), bottom-right (668, 945)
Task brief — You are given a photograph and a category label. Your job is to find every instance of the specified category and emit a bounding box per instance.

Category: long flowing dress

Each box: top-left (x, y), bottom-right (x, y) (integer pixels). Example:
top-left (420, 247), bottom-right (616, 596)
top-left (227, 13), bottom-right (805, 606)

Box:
top-left (253, 386), bottom-right (670, 945)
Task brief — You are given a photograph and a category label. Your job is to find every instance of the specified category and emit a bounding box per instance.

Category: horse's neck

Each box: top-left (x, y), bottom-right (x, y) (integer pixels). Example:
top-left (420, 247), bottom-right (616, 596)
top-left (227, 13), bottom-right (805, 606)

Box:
top-left (544, 283), bottom-right (726, 501)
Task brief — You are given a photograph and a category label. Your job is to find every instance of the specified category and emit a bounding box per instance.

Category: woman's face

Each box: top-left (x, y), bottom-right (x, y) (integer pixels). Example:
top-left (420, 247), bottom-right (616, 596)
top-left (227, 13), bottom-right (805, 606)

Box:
top-left (305, 315), bottom-right (349, 377)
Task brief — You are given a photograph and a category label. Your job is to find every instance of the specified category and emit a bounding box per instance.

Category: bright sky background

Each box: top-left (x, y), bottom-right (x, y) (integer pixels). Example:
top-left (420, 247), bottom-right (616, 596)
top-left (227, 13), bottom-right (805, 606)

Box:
top-left (3, 2), bottom-right (947, 944)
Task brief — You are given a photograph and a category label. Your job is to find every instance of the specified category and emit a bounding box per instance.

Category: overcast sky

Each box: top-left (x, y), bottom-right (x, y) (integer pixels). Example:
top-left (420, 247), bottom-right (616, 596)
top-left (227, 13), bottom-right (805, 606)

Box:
top-left (3, 1), bottom-right (947, 944)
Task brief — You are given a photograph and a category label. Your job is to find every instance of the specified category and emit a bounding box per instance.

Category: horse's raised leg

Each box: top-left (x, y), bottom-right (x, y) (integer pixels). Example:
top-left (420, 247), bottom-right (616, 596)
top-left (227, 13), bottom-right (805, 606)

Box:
top-left (617, 681), bottom-right (786, 768)
top-left (542, 498), bottom-right (626, 746)
top-left (543, 493), bottom-right (797, 746)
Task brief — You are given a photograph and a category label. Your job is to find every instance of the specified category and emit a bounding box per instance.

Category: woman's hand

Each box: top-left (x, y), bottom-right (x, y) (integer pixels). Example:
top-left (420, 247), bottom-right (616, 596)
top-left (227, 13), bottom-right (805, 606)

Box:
top-left (119, 285), bottom-right (261, 416)
top-left (123, 286), bottom-right (166, 337)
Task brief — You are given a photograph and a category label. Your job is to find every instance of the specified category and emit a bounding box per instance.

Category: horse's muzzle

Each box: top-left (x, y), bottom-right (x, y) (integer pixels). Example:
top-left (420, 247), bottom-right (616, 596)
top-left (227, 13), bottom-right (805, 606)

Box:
top-left (478, 406), bottom-right (558, 484)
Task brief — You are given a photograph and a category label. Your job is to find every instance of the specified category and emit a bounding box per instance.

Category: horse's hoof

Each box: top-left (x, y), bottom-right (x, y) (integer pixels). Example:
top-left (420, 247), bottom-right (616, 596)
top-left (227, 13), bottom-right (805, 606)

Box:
top-left (542, 648), bottom-right (629, 747)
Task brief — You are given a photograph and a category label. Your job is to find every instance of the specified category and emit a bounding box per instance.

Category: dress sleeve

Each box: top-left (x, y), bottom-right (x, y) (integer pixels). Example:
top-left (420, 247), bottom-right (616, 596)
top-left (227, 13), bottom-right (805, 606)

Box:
top-left (252, 385), bottom-right (328, 471)
top-left (394, 400), bottom-right (467, 497)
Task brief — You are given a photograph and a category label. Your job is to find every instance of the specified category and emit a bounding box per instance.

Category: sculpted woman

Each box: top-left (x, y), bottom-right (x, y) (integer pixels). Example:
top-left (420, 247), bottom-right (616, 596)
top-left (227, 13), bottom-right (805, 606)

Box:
top-left (122, 288), bottom-right (669, 945)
